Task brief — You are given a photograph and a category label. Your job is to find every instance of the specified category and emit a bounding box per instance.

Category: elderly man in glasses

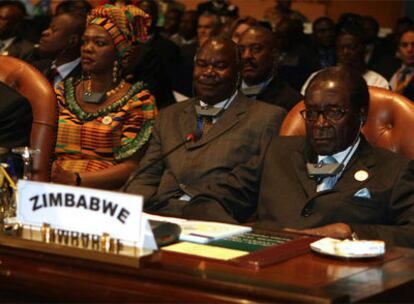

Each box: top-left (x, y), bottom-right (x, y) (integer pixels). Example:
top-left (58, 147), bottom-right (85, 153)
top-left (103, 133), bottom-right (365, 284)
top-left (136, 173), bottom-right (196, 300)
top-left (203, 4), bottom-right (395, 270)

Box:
top-left (192, 65), bottom-right (414, 248)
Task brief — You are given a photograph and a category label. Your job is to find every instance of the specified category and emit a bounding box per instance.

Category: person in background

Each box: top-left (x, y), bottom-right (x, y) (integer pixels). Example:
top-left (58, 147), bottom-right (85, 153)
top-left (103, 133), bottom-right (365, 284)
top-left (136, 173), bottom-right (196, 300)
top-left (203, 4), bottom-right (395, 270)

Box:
top-left (123, 37), bottom-right (286, 223)
top-left (161, 8), bottom-right (182, 38)
top-left (362, 15), bottom-right (398, 80)
top-left (170, 10), bottom-right (199, 97)
top-left (30, 12), bottom-right (85, 88)
top-left (55, 0), bottom-right (92, 16)
top-left (301, 25), bottom-right (390, 94)
top-left (197, 11), bottom-right (221, 47)
top-left (390, 26), bottom-right (414, 101)
top-left (239, 26), bottom-right (302, 111)
top-left (125, 0), bottom-right (178, 109)
top-left (274, 17), bottom-right (319, 91)
top-left (170, 10), bottom-right (198, 48)
top-left (51, 5), bottom-right (157, 190)
top-left (229, 16), bottom-right (259, 44)
top-left (311, 17), bottom-right (336, 69)
top-left (0, 0), bottom-right (33, 60)
top-left (263, 0), bottom-right (308, 31)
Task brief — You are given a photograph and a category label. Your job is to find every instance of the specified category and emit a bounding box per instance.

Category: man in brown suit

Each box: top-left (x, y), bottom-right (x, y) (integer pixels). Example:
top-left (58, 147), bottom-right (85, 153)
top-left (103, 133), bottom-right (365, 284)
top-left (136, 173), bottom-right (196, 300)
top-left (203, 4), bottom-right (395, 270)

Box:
top-left (123, 37), bottom-right (286, 223)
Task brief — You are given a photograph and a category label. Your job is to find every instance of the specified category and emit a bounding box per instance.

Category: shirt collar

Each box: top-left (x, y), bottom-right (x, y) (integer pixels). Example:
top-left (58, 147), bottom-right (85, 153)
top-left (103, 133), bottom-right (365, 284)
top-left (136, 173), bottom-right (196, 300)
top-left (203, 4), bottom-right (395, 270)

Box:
top-left (199, 90), bottom-right (238, 110)
top-left (241, 76), bottom-right (273, 97)
top-left (56, 58), bottom-right (81, 79)
top-left (0, 37), bottom-right (16, 52)
top-left (318, 137), bottom-right (361, 167)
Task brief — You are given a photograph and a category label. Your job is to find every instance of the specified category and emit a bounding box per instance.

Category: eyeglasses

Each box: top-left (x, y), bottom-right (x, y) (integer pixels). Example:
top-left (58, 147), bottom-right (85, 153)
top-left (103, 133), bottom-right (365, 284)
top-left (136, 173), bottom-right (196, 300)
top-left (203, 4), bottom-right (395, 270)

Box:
top-left (300, 108), bottom-right (349, 122)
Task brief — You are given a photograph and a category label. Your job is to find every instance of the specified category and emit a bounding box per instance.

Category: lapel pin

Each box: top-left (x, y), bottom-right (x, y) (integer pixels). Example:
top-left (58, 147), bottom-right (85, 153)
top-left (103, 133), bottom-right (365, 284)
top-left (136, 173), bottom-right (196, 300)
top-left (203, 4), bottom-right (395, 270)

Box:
top-left (354, 170), bottom-right (369, 182)
top-left (102, 116), bottom-right (112, 125)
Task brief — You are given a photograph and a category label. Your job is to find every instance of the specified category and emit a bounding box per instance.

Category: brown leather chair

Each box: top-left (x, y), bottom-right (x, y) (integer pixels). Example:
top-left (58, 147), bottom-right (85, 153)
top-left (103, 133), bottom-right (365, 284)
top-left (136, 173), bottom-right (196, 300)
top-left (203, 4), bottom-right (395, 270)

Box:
top-left (0, 56), bottom-right (57, 181)
top-left (279, 87), bottom-right (414, 159)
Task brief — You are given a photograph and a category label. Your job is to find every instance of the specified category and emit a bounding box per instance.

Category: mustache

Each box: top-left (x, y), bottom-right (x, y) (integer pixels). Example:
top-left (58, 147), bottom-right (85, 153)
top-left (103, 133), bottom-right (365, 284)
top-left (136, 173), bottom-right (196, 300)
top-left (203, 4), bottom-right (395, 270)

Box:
top-left (242, 59), bottom-right (257, 68)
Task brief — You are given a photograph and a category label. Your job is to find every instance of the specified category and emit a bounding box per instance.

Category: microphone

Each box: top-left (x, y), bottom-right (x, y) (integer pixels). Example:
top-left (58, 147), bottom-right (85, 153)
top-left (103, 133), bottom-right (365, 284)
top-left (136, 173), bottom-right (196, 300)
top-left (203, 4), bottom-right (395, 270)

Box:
top-left (122, 130), bottom-right (202, 191)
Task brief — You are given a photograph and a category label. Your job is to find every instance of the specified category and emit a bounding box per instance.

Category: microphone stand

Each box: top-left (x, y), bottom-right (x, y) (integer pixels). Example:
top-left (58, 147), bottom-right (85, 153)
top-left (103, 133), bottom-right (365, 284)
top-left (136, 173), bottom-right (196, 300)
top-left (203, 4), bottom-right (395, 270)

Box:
top-left (122, 130), bottom-right (202, 192)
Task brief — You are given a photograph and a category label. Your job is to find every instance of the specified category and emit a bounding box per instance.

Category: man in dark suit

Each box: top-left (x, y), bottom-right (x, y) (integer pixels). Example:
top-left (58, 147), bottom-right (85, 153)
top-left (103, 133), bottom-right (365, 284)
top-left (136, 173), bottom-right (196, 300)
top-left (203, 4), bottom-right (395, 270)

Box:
top-left (0, 81), bottom-right (32, 175)
top-left (0, 1), bottom-right (33, 61)
top-left (239, 26), bottom-right (302, 111)
top-left (124, 0), bottom-right (179, 109)
top-left (192, 66), bottom-right (414, 248)
top-left (0, 81), bottom-right (31, 148)
top-left (30, 12), bottom-right (85, 88)
top-left (123, 37), bottom-right (286, 223)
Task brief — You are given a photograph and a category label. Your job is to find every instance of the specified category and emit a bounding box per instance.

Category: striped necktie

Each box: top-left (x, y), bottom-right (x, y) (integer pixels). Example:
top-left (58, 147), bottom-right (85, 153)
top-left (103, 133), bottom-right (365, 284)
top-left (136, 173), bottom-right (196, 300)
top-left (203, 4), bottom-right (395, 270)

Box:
top-left (201, 115), bottom-right (213, 134)
top-left (317, 156), bottom-right (338, 192)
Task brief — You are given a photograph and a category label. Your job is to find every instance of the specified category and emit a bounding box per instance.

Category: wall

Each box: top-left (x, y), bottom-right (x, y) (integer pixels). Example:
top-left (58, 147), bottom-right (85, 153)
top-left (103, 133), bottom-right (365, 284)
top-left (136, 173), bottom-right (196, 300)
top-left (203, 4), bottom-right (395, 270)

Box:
top-left (180, 0), bottom-right (404, 28)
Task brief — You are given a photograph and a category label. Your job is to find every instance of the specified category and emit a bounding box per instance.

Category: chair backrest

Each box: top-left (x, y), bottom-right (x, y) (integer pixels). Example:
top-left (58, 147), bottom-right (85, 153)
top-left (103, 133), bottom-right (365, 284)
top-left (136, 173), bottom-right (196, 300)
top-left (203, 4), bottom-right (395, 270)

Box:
top-left (279, 87), bottom-right (414, 159)
top-left (0, 56), bottom-right (57, 181)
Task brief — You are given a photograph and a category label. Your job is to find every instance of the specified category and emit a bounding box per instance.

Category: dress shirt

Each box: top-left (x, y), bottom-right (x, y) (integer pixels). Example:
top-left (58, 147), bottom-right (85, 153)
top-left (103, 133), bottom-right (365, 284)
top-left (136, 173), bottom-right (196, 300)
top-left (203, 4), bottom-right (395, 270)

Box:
top-left (54, 58), bottom-right (81, 87)
top-left (0, 37), bottom-right (16, 54)
top-left (199, 91), bottom-right (237, 123)
top-left (241, 77), bottom-right (273, 99)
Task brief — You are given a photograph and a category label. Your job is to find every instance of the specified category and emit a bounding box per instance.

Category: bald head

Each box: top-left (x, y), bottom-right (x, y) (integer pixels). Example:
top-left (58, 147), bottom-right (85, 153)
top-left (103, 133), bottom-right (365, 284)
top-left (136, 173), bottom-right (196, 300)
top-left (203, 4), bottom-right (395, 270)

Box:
top-left (306, 66), bottom-right (369, 112)
top-left (194, 37), bottom-right (241, 105)
top-left (239, 26), bottom-right (275, 85)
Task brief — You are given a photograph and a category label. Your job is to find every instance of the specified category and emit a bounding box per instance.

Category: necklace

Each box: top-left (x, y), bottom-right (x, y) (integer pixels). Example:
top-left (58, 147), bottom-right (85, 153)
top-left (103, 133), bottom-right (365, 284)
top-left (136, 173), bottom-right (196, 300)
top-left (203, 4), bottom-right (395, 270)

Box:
top-left (106, 79), bottom-right (127, 97)
top-left (82, 78), bottom-right (127, 104)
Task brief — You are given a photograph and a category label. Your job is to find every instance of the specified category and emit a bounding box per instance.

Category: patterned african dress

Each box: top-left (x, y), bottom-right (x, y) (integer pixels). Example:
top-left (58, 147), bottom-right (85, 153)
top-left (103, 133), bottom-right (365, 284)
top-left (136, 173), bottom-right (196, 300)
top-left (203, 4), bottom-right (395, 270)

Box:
top-left (54, 78), bottom-right (157, 173)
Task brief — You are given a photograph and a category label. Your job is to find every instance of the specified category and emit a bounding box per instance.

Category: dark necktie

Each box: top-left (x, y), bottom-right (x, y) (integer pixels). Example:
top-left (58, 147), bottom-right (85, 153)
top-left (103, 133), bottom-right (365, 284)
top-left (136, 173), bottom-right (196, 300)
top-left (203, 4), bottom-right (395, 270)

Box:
top-left (47, 67), bottom-right (59, 84)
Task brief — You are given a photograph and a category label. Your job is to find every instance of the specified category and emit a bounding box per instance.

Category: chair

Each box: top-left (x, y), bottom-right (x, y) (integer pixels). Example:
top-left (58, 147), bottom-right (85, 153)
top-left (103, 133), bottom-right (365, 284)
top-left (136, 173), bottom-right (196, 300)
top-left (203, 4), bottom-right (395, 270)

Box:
top-left (0, 56), bottom-right (57, 181)
top-left (279, 87), bottom-right (414, 159)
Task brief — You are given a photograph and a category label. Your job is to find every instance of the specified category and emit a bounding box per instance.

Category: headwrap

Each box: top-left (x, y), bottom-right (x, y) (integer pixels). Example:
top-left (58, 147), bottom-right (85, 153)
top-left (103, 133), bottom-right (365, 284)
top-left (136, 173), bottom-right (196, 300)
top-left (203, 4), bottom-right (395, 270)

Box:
top-left (87, 4), bottom-right (151, 60)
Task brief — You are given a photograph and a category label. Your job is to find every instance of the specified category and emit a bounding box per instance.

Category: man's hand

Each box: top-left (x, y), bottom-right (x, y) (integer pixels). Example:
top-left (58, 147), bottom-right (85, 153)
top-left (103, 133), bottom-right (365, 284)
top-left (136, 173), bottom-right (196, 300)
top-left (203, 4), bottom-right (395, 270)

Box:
top-left (284, 223), bottom-right (353, 239)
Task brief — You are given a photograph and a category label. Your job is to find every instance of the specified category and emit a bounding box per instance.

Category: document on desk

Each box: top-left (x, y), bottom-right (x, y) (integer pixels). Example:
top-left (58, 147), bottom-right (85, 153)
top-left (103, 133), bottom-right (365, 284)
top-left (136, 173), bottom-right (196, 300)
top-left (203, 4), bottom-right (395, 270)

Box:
top-left (162, 242), bottom-right (248, 260)
top-left (144, 213), bottom-right (252, 244)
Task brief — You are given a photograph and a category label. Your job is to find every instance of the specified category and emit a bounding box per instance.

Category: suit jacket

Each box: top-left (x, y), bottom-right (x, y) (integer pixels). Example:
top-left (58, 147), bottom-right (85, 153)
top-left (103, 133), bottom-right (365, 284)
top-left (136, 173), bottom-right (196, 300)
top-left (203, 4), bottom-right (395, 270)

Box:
top-left (31, 59), bottom-right (82, 85)
top-left (3, 37), bottom-right (34, 61)
top-left (192, 135), bottom-right (414, 247)
top-left (0, 81), bottom-right (33, 175)
top-left (125, 32), bottom-right (178, 109)
top-left (0, 81), bottom-right (32, 148)
top-left (124, 92), bottom-right (286, 222)
top-left (256, 77), bottom-right (303, 111)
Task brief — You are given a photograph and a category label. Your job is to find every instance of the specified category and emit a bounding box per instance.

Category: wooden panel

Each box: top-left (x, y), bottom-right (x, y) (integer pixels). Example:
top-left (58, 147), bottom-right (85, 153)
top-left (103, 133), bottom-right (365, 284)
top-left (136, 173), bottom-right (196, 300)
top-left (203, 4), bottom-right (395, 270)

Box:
top-left (0, 230), bottom-right (413, 302)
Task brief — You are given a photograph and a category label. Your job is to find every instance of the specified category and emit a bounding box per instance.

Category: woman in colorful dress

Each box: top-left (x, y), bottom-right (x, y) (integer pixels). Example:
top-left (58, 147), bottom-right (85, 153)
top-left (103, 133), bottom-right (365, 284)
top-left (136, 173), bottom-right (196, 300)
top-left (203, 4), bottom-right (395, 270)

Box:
top-left (52, 4), bottom-right (157, 190)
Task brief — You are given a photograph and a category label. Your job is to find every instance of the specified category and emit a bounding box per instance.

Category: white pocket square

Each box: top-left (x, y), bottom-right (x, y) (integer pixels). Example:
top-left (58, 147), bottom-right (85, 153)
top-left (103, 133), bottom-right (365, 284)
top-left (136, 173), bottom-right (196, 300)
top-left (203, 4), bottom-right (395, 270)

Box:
top-left (354, 188), bottom-right (371, 199)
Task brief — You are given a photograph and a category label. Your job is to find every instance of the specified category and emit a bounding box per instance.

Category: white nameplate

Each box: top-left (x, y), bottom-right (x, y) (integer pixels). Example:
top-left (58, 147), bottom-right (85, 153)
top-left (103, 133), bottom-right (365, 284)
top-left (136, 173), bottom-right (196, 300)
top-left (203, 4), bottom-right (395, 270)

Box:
top-left (17, 180), bottom-right (148, 246)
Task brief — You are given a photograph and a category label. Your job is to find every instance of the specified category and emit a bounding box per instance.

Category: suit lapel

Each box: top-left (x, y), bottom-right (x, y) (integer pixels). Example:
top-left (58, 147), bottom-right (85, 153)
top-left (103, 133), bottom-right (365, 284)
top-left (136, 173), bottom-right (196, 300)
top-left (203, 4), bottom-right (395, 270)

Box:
top-left (179, 99), bottom-right (199, 149)
top-left (190, 92), bottom-right (249, 148)
top-left (291, 142), bottom-right (317, 198)
top-left (334, 138), bottom-right (375, 192)
top-left (65, 63), bottom-right (82, 82)
top-left (291, 137), bottom-right (376, 203)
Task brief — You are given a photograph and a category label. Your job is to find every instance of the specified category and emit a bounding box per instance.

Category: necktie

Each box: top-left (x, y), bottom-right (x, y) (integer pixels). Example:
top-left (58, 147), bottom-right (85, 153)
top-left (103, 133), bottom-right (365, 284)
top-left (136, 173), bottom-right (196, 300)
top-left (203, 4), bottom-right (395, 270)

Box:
top-left (317, 156), bottom-right (338, 192)
top-left (201, 115), bottom-right (213, 134)
top-left (47, 67), bottom-right (59, 84)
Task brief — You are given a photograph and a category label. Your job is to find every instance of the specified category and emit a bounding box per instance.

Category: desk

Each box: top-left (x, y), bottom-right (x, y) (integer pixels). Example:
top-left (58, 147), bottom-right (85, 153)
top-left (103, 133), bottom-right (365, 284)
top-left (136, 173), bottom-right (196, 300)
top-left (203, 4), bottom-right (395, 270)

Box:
top-left (0, 232), bottom-right (412, 302)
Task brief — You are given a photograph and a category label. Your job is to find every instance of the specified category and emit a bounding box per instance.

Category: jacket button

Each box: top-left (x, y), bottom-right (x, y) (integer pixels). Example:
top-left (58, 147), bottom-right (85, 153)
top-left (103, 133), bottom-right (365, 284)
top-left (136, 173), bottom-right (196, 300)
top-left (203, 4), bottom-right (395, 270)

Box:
top-left (302, 208), bottom-right (312, 217)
